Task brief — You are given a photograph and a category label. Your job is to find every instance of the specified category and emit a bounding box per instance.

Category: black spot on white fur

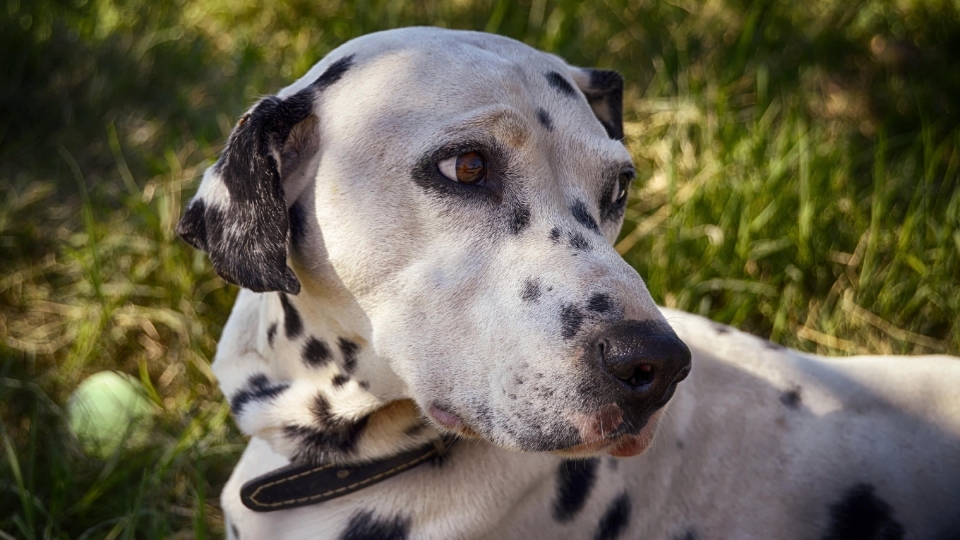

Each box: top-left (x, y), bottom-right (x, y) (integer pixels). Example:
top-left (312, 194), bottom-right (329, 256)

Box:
top-left (569, 231), bottom-right (590, 251)
top-left (279, 293), bottom-right (303, 339)
top-left (536, 107), bottom-right (554, 131)
top-left (822, 483), bottom-right (904, 540)
top-left (332, 374), bottom-right (349, 388)
top-left (510, 201), bottom-right (531, 235)
top-left (546, 71), bottom-right (576, 97)
top-left (340, 510), bottom-right (410, 540)
top-left (313, 55), bottom-right (355, 90)
top-left (549, 227), bottom-right (562, 243)
top-left (338, 337), bottom-right (360, 373)
top-left (780, 387), bottom-right (802, 409)
top-left (571, 200), bottom-right (601, 234)
top-left (311, 393), bottom-right (334, 423)
top-left (595, 492), bottom-right (631, 540)
top-left (230, 374), bottom-right (289, 415)
top-left (522, 279), bottom-right (542, 302)
top-left (284, 394), bottom-right (369, 462)
top-left (303, 337), bottom-right (332, 368)
top-left (230, 521), bottom-right (240, 540)
top-left (266, 322), bottom-right (278, 347)
top-left (587, 293), bottom-right (612, 314)
top-left (712, 323), bottom-right (730, 335)
top-left (553, 458), bottom-right (599, 522)
top-left (561, 304), bottom-right (585, 339)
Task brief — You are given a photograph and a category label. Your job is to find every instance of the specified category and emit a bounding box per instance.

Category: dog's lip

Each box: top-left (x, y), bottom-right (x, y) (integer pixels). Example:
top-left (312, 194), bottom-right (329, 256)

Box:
top-left (426, 404), bottom-right (661, 456)
top-left (551, 437), bottom-right (620, 456)
top-left (550, 429), bottom-right (635, 456)
top-left (428, 405), bottom-right (462, 428)
top-left (606, 408), bottom-right (664, 457)
top-left (428, 405), bottom-right (482, 438)
top-left (606, 433), bottom-right (653, 457)
top-left (552, 408), bottom-right (664, 458)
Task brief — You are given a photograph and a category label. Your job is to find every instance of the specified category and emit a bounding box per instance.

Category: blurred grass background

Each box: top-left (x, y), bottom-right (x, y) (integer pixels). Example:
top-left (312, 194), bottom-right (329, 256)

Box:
top-left (1, 0), bottom-right (958, 537)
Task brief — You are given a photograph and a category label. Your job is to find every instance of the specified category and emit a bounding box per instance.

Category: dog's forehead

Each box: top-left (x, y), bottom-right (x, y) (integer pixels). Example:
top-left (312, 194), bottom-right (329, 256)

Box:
top-left (302, 28), bottom-right (628, 162)
top-left (337, 27), bottom-right (568, 81)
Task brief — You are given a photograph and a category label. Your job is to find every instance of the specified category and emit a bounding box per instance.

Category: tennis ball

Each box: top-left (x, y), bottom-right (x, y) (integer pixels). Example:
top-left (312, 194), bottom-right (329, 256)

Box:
top-left (66, 371), bottom-right (157, 459)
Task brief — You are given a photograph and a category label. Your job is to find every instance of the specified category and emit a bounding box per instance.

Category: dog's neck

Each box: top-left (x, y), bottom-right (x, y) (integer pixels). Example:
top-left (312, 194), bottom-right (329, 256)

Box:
top-left (214, 276), bottom-right (446, 466)
top-left (215, 287), bottom-right (712, 536)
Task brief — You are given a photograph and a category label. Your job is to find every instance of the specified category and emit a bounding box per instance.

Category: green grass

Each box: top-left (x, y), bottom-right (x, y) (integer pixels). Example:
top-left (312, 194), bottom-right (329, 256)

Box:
top-left (2, 0), bottom-right (959, 537)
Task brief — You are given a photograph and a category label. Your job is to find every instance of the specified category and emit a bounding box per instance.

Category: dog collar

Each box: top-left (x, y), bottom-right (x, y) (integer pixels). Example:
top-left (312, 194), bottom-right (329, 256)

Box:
top-left (240, 435), bottom-right (458, 512)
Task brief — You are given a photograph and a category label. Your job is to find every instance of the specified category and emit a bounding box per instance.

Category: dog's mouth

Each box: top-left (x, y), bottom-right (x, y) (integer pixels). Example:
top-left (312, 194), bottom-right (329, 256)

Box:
top-left (549, 406), bottom-right (665, 458)
top-left (427, 402), bottom-right (664, 458)
top-left (428, 404), bottom-right (484, 438)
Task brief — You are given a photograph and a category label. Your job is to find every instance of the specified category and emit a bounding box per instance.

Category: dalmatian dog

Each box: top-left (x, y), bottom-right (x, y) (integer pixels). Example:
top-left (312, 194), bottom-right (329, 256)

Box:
top-left (176, 27), bottom-right (960, 540)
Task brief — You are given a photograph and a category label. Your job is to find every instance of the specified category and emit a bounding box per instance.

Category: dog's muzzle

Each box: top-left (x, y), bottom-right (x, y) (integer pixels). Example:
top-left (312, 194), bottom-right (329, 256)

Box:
top-left (556, 320), bottom-right (691, 457)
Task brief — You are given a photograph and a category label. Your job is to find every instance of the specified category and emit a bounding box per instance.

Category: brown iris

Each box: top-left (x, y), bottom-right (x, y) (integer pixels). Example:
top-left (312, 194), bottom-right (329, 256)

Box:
top-left (455, 152), bottom-right (486, 184)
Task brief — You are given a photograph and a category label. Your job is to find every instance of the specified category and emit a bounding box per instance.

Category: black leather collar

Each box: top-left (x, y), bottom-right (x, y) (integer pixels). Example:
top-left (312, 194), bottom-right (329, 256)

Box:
top-left (240, 435), bottom-right (458, 512)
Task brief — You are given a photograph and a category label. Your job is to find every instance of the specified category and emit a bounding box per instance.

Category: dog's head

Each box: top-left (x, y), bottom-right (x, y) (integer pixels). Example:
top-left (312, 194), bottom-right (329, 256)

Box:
top-left (179, 28), bottom-right (690, 457)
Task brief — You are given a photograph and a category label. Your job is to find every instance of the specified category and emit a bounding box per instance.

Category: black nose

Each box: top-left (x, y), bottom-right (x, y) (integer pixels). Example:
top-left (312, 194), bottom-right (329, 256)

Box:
top-left (593, 320), bottom-right (692, 406)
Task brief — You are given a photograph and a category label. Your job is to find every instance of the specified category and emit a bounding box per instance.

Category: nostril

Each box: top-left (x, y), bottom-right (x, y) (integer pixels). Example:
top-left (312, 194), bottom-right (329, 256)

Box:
top-left (624, 364), bottom-right (656, 388)
top-left (599, 339), bottom-right (653, 386)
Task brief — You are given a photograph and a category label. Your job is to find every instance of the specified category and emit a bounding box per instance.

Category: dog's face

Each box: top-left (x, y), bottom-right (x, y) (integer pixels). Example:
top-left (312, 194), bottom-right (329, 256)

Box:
top-left (179, 28), bottom-right (690, 457)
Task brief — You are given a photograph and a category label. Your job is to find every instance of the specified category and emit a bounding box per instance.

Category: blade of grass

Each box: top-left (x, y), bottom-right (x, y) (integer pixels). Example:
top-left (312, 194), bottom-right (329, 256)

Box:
top-left (107, 122), bottom-right (139, 198)
top-left (2, 431), bottom-right (36, 540)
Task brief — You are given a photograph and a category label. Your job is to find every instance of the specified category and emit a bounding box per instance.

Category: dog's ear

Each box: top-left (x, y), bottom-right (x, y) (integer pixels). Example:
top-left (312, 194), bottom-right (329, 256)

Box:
top-left (176, 95), bottom-right (312, 294)
top-left (568, 68), bottom-right (624, 140)
top-left (177, 56), bottom-right (353, 294)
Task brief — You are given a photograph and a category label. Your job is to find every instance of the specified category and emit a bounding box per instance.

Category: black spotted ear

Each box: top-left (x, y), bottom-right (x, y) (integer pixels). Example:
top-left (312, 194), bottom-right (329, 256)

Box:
top-left (177, 55), bottom-right (354, 294)
top-left (568, 68), bottom-right (624, 140)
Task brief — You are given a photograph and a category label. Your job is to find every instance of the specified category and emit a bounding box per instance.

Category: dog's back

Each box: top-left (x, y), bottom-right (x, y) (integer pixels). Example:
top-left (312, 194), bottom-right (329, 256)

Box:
top-left (637, 309), bottom-right (960, 539)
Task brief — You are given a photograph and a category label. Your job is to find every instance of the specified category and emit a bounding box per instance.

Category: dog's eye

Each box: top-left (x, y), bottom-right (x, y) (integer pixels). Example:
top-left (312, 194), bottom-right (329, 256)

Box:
top-left (612, 170), bottom-right (634, 206)
top-left (438, 152), bottom-right (486, 185)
